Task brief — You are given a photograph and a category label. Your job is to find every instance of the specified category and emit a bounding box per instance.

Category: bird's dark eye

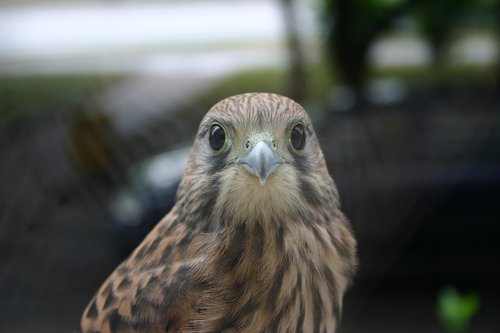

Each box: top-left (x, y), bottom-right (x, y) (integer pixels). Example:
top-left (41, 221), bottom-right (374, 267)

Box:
top-left (291, 123), bottom-right (306, 150)
top-left (209, 123), bottom-right (226, 151)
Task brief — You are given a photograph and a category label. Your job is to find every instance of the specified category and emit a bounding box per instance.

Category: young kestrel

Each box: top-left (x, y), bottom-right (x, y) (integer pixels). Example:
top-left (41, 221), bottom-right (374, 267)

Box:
top-left (81, 93), bottom-right (357, 333)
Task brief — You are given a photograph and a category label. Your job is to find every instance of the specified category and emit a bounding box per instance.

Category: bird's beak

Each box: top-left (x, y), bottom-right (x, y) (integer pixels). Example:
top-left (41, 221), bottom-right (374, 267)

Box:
top-left (237, 139), bottom-right (284, 186)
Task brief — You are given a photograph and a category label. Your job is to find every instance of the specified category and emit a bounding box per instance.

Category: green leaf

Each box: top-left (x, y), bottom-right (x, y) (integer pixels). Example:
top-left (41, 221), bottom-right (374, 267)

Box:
top-left (437, 286), bottom-right (480, 333)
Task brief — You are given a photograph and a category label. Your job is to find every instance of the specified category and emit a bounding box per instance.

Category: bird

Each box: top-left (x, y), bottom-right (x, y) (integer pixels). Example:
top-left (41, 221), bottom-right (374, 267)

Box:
top-left (81, 92), bottom-right (357, 333)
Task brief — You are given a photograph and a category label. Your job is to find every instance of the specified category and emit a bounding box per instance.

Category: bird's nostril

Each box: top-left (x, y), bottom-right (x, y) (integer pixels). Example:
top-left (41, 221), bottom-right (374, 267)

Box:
top-left (272, 140), bottom-right (276, 149)
top-left (245, 140), bottom-right (251, 149)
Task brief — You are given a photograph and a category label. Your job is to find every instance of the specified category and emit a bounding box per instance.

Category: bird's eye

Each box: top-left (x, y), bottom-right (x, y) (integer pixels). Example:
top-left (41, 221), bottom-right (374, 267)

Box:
top-left (209, 123), bottom-right (226, 151)
top-left (290, 123), bottom-right (306, 150)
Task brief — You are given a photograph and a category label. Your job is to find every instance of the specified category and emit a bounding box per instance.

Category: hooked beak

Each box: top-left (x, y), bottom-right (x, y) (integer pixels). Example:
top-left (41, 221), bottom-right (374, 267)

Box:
top-left (237, 140), bottom-right (284, 186)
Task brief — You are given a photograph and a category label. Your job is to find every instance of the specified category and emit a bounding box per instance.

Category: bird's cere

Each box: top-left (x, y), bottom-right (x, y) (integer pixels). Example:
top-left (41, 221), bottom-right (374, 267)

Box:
top-left (238, 139), bottom-right (283, 186)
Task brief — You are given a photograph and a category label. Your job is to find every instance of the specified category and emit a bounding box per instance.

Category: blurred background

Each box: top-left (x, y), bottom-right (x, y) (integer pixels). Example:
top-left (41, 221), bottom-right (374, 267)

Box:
top-left (0, 0), bottom-right (499, 332)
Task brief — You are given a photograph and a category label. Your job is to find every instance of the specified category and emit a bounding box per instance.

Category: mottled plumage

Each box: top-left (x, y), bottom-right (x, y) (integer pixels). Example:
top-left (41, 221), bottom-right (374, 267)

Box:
top-left (81, 93), bottom-right (357, 333)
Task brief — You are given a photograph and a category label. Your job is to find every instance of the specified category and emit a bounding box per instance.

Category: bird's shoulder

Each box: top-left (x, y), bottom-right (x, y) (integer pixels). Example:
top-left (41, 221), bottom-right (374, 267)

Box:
top-left (81, 211), bottom-right (228, 333)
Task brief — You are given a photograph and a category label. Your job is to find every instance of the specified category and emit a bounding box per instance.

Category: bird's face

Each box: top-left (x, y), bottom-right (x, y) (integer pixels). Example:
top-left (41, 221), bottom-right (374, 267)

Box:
top-left (181, 93), bottom-right (334, 223)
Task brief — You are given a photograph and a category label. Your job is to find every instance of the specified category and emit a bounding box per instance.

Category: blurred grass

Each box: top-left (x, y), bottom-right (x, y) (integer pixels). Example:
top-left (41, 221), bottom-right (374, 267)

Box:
top-left (197, 62), bottom-right (497, 110)
top-left (372, 64), bottom-right (498, 86)
top-left (195, 63), bottom-right (338, 108)
top-left (0, 75), bottom-right (120, 126)
top-left (0, 62), bottom-right (497, 127)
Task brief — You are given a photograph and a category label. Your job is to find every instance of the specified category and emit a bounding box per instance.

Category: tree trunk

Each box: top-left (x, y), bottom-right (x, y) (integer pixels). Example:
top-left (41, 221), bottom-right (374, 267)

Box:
top-left (496, 0), bottom-right (500, 95)
top-left (279, 0), bottom-right (306, 103)
top-left (327, 0), bottom-right (369, 108)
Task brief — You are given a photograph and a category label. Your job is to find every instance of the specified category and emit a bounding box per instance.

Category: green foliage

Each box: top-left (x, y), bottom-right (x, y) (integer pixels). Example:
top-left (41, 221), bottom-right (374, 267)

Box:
top-left (440, 0), bottom-right (499, 28)
top-left (410, 0), bottom-right (494, 62)
top-left (375, 0), bottom-right (406, 6)
top-left (437, 286), bottom-right (480, 333)
top-left (320, 0), bottom-right (499, 91)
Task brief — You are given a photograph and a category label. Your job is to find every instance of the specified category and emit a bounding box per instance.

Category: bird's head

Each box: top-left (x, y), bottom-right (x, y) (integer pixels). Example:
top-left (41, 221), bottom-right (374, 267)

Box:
top-left (178, 93), bottom-right (338, 227)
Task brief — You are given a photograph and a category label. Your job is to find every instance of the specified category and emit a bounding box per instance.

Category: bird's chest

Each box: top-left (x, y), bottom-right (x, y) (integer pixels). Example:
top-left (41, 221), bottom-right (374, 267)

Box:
top-left (220, 266), bottom-right (338, 333)
top-left (216, 238), bottom-right (340, 333)
top-left (196, 217), bottom-right (347, 333)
